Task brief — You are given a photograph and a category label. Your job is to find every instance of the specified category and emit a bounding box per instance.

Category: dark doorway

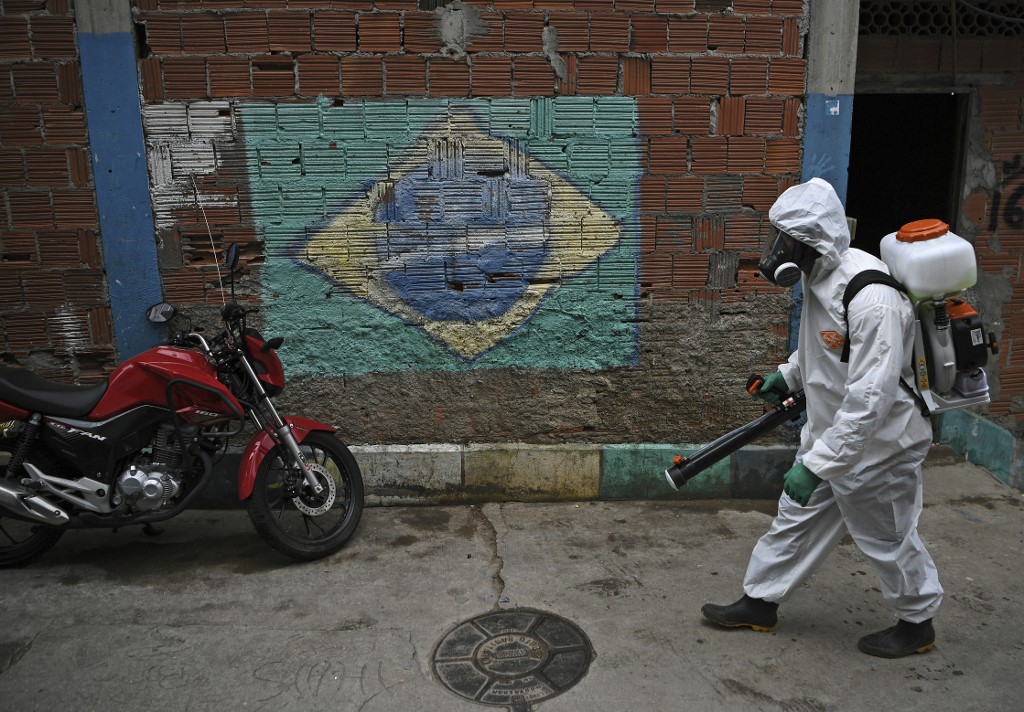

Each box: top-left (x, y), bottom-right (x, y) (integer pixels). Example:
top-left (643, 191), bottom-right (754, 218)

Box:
top-left (846, 93), bottom-right (969, 256)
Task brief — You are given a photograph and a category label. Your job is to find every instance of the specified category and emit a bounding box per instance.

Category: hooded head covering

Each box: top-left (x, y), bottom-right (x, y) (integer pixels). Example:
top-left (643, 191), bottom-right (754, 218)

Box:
top-left (768, 178), bottom-right (850, 272)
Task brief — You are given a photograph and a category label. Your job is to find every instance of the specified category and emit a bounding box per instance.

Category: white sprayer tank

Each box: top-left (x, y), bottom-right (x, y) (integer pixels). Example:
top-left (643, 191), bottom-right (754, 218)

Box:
top-left (879, 219), bottom-right (978, 301)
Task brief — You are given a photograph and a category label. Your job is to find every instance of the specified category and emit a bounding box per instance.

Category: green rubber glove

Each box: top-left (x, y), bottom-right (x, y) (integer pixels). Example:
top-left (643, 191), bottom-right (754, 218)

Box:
top-left (753, 371), bottom-right (790, 406)
top-left (783, 463), bottom-right (822, 506)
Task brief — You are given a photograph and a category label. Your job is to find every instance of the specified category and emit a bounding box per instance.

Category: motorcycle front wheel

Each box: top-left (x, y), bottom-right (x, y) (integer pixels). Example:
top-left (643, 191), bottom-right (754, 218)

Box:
top-left (246, 431), bottom-right (364, 561)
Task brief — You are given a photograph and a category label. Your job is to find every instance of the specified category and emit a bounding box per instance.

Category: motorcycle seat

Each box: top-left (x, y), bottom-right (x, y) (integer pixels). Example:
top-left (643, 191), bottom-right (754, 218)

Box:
top-left (0, 366), bottom-right (108, 418)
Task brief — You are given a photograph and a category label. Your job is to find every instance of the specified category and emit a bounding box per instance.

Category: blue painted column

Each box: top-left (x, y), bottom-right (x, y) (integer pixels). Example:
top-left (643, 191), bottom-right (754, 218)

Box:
top-left (77, 0), bottom-right (164, 359)
top-left (788, 93), bottom-right (855, 353)
top-left (788, 1), bottom-right (860, 353)
top-left (802, 94), bottom-right (855, 203)
top-left (801, 0), bottom-right (860, 200)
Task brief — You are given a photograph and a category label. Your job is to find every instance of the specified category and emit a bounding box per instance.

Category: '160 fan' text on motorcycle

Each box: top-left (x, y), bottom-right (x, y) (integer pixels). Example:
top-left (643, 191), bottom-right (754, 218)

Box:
top-left (0, 245), bottom-right (363, 565)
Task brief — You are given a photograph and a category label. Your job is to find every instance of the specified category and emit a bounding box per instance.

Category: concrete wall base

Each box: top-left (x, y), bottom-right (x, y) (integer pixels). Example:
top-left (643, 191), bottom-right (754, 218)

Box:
top-left (196, 442), bottom-right (799, 508)
top-left (179, 421), bottom-right (1024, 509)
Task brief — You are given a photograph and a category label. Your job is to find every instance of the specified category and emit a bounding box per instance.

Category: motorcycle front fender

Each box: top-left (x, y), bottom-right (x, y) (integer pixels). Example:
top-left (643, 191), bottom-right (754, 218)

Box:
top-left (238, 417), bottom-right (336, 500)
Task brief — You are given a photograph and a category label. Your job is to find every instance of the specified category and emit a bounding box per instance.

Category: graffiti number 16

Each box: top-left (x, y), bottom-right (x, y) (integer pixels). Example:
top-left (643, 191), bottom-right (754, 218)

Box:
top-left (989, 184), bottom-right (1024, 231)
top-left (989, 155), bottom-right (1024, 231)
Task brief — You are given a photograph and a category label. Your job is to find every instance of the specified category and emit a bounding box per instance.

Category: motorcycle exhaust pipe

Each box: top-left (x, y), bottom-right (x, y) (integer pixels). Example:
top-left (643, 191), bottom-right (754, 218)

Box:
top-left (0, 480), bottom-right (70, 526)
top-left (665, 391), bottom-right (806, 490)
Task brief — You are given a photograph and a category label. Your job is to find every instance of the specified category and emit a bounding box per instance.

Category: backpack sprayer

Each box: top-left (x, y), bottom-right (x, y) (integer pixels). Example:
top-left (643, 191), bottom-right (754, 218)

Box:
top-left (881, 219), bottom-right (998, 414)
top-left (664, 219), bottom-right (998, 491)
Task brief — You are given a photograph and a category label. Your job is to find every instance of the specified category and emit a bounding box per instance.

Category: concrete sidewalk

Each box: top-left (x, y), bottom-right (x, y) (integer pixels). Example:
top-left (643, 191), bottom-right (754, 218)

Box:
top-left (0, 446), bottom-right (1021, 711)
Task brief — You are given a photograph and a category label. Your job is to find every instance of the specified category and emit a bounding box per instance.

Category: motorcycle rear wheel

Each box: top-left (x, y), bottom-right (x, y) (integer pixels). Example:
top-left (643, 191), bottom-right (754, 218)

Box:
top-left (0, 516), bottom-right (64, 567)
top-left (246, 431), bottom-right (364, 561)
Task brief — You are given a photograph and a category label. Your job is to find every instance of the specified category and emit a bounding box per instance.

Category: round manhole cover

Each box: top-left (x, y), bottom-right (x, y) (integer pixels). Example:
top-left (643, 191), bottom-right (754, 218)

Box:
top-left (432, 608), bottom-right (593, 710)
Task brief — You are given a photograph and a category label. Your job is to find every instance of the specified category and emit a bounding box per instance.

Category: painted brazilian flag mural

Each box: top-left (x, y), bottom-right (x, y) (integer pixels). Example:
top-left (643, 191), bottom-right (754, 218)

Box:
top-left (240, 98), bottom-right (641, 376)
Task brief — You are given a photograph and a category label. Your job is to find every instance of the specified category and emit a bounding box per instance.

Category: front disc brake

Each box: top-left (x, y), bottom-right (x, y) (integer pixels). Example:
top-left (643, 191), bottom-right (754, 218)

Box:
top-left (292, 463), bottom-right (336, 516)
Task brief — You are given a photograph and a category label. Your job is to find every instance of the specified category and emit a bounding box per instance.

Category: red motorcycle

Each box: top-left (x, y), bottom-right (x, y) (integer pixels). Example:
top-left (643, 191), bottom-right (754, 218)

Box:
top-left (0, 246), bottom-right (363, 565)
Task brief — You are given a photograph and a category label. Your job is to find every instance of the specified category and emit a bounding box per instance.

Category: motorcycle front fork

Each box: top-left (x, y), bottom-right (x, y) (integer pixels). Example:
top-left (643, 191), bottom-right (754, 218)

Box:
top-left (248, 411), bottom-right (324, 495)
top-left (276, 421), bottom-right (324, 494)
top-left (239, 358), bottom-right (324, 495)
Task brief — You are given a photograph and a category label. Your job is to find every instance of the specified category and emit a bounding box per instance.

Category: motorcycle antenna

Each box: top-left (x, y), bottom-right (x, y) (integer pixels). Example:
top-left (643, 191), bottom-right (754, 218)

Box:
top-left (190, 173), bottom-right (226, 306)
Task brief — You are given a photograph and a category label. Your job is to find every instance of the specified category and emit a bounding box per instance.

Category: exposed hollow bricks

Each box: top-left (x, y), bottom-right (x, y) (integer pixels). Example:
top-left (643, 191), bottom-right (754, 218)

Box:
top-left (2, 3), bottom-right (122, 377)
top-left (132, 7), bottom-right (807, 102)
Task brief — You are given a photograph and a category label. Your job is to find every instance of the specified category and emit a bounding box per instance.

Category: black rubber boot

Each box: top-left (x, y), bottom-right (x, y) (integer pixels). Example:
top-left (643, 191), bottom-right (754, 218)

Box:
top-left (857, 619), bottom-right (936, 658)
top-left (701, 594), bottom-right (779, 632)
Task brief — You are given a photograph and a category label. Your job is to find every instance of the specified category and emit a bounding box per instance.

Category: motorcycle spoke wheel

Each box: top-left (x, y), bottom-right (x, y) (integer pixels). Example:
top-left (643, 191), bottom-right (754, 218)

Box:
top-left (246, 432), bottom-right (364, 561)
top-left (0, 516), bottom-right (64, 568)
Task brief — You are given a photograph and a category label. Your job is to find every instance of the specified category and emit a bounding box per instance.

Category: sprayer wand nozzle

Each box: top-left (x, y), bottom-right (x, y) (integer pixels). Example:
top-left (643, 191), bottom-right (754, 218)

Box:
top-left (662, 390), bottom-right (807, 491)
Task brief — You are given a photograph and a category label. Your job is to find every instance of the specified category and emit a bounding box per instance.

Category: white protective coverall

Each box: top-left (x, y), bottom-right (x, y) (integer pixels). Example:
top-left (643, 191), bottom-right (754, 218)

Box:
top-left (742, 178), bottom-right (943, 623)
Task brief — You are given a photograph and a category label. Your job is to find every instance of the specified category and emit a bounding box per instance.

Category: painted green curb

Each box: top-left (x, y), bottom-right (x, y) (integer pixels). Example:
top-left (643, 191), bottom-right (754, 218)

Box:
top-left (600, 444), bottom-right (731, 500)
top-left (194, 421), bottom-right (1022, 509)
top-left (938, 410), bottom-right (1021, 491)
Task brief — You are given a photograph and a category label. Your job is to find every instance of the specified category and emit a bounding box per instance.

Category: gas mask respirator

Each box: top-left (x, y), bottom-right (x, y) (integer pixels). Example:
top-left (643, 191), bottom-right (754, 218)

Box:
top-left (758, 228), bottom-right (820, 287)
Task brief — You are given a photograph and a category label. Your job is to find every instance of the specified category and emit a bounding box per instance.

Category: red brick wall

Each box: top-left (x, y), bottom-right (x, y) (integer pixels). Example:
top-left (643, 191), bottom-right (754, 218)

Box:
top-left (858, 33), bottom-right (1024, 429)
top-left (0, 0), bottom-right (113, 382)
top-left (975, 77), bottom-right (1024, 424)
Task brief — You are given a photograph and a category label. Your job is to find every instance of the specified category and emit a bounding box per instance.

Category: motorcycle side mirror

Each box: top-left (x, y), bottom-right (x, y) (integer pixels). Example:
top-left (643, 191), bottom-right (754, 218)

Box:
top-left (146, 302), bottom-right (177, 323)
top-left (224, 244), bottom-right (240, 272)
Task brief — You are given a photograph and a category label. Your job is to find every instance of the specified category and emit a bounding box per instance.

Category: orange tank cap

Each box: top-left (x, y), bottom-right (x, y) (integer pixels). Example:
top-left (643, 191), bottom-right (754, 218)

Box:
top-left (946, 298), bottom-right (978, 320)
top-left (896, 218), bottom-right (949, 242)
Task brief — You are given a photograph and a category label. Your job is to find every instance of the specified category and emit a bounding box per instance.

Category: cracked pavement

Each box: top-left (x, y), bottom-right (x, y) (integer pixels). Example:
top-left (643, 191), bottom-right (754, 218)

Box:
top-left (0, 448), bottom-right (1022, 711)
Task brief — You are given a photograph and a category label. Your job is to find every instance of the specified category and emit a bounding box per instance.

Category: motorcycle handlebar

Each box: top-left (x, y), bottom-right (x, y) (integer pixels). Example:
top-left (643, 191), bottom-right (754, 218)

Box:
top-left (182, 332), bottom-right (213, 352)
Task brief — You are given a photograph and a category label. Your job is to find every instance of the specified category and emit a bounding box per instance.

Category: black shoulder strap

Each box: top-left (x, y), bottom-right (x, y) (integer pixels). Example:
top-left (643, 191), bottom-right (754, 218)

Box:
top-left (840, 270), bottom-right (909, 364)
top-left (839, 270), bottom-right (929, 416)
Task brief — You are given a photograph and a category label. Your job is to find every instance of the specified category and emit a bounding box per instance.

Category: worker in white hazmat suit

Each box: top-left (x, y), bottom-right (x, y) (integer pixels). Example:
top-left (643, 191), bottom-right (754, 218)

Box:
top-left (701, 178), bottom-right (942, 658)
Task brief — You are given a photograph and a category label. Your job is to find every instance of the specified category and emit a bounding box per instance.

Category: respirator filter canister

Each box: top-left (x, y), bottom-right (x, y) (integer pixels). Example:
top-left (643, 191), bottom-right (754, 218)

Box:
top-left (758, 228), bottom-right (817, 287)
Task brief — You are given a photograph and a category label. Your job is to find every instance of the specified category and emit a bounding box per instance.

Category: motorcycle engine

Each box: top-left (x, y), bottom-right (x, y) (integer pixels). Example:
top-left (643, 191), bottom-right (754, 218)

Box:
top-left (115, 466), bottom-right (181, 512)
